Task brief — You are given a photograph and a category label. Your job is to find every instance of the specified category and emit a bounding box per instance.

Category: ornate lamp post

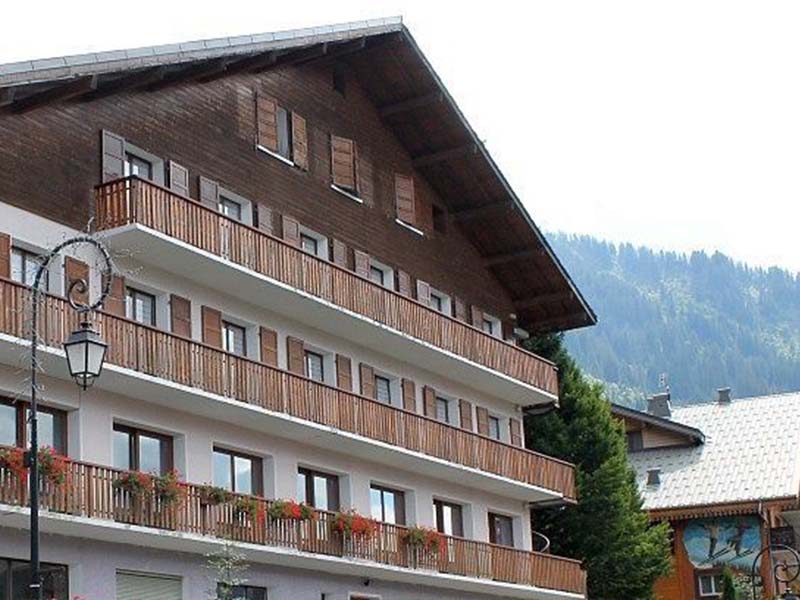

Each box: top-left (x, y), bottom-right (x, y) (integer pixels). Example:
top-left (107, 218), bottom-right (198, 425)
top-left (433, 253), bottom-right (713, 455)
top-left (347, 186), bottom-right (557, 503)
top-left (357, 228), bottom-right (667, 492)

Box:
top-left (750, 544), bottom-right (800, 600)
top-left (27, 235), bottom-right (113, 600)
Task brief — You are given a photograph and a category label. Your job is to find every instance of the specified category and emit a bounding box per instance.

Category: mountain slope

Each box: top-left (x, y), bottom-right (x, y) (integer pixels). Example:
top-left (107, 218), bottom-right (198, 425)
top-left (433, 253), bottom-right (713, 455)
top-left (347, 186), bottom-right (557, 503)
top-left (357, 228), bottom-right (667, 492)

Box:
top-left (550, 233), bottom-right (800, 408)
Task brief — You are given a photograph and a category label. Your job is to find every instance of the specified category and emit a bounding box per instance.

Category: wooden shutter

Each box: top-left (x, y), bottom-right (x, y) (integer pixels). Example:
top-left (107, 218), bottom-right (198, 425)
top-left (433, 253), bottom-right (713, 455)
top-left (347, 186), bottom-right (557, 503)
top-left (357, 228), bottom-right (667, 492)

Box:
top-left (170, 294), bottom-right (192, 338)
top-left (281, 215), bottom-right (301, 247)
top-left (198, 176), bottom-right (220, 211)
top-left (331, 239), bottom-right (348, 268)
top-left (201, 306), bottom-right (222, 348)
top-left (395, 174), bottom-right (416, 224)
top-left (471, 306), bottom-right (484, 327)
top-left (476, 406), bottom-right (490, 436)
top-left (260, 327), bottom-right (278, 367)
top-left (336, 354), bottom-right (352, 391)
top-left (401, 379), bottom-right (416, 412)
top-left (168, 160), bottom-right (189, 197)
top-left (353, 249), bottom-right (370, 278)
top-left (423, 386), bottom-right (437, 418)
top-left (256, 93), bottom-right (279, 152)
top-left (286, 336), bottom-right (305, 375)
top-left (331, 135), bottom-right (356, 191)
top-left (396, 270), bottom-right (412, 297)
top-left (454, 297), bottom-right (468, 322)
top-left (510, 418), bottom-right (523, 447)
top-left (360, 363), bottom-right (375, 398)
top-left (291, 112), bottom-right (308, 170)
top-left (416, 279), bottom-right (431, 305)
top-left (0, 233), bottom-right (10, 279)
top-left (459, 399), bottom-right (474, 432)
top-left (102, 274), bottom-right (126, 316)
top-left (256, 204), bottom-right (273, 235)
top-left (101, 130), bottom-right (125, 182)
top-left (64, 257), bottom-right (89, 305)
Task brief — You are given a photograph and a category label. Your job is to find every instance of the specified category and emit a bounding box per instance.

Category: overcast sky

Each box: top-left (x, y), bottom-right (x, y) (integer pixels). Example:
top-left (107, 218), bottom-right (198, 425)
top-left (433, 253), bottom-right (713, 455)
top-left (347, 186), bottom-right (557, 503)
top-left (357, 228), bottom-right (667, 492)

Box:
top-left (3, 2), bottom-right (799, 271)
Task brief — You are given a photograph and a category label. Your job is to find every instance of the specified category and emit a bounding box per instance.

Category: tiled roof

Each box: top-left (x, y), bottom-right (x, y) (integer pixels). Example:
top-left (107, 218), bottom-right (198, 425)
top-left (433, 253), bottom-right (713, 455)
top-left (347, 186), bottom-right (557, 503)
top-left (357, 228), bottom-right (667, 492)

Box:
top-left (628, 392), bottom-right (800, 511)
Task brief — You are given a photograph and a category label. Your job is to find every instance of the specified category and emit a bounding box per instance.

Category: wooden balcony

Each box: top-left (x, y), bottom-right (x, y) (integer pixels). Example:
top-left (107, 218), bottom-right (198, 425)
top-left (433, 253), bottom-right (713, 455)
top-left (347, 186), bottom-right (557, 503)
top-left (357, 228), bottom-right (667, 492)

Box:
top-left (94, 177), bottom-right (559, 397)
top-left (0, 277), bottom-right (576, 500)
top-left (0, 451), bottom-right (586, 596)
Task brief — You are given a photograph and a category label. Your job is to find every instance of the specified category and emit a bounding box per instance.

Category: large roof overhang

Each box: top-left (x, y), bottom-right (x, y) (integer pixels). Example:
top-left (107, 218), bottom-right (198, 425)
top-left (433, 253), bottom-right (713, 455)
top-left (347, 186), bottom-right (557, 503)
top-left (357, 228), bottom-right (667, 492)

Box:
top-left (0, 16), bottom-right (595, 333)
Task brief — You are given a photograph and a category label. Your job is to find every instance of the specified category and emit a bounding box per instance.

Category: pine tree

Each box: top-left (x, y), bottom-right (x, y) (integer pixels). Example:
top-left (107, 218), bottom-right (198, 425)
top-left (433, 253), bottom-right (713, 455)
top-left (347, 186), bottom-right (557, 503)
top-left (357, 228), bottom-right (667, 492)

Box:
top-left (524, 333), bottom-right (672, 599)
top-left (721, 566), bottom-right (738, 600)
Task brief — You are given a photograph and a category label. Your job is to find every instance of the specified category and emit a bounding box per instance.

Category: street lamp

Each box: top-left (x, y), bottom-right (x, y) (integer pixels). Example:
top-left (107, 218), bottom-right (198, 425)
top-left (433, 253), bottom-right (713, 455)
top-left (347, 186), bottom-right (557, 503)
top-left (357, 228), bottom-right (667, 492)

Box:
top-left (27, 235), bottom-right (113, 600)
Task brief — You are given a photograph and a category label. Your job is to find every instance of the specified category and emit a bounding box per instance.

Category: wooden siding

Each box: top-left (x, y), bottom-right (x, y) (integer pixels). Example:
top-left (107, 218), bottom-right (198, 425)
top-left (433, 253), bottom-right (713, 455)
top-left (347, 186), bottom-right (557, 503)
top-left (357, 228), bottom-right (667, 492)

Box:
top-left (0, 449), bottom-right (586, 595)
top-left (0, 276), bottom-right (575, 500)
top-left (95, 177), bottom-right (559, 396)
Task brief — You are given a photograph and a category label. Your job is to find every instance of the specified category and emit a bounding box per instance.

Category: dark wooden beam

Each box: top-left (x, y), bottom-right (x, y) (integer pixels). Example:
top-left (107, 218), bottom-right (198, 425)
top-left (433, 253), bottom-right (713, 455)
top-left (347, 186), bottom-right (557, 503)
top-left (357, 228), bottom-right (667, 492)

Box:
top-left (412, 143), bottom-right (478, 167)
top-left (295, 37), bottom-right (367, 66)
top-left (85, 67), bottom-right (167, 100)
top-left (513, 291), bottom-right (575, 310)
top-left (451, 200), bottom-right (511, 221)
top-left (527, 310), bottom-right (592, 332)
top-left (483, 248), bottom-right (544, 267)
top-left (10, 75), bottom-right (97, 113)
top-left (378, 92), bottom-right (443, 118)
top-left (276, 43), bottom-right (329, 68)
top-left (147, 57), bottom-right (230, 91)
top-left (211, 51), bottom-right (279, 78)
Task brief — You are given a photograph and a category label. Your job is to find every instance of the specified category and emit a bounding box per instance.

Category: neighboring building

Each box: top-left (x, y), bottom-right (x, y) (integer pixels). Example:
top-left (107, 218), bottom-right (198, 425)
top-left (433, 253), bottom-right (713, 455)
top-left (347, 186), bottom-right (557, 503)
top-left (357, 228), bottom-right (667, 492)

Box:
top-left (0, 17), bottom-right (595, 600)
top-left (615, 390), bottom-right (800, 599)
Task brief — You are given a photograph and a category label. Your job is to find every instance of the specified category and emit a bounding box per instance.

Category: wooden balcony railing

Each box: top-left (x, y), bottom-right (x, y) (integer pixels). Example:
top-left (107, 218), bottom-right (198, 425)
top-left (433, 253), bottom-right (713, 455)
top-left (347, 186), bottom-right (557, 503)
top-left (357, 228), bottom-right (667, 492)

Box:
top-left (0, 451), bottom-right (586, 595)
top-left (0, 277), bottom-right (576, 500)
top-left (94, 177), bottom-right (559, 396)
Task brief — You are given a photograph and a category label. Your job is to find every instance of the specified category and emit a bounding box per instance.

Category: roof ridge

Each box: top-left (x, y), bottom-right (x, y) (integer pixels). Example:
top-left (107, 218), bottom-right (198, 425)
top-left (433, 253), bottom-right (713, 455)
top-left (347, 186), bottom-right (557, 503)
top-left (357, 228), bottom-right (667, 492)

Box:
top-left (673, 389), bottom-right (800, 411)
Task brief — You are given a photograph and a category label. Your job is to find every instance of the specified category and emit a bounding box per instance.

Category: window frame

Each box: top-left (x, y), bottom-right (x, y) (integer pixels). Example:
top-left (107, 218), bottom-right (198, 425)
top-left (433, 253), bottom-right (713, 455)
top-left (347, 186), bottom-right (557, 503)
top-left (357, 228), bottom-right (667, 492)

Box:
top-left (374, 375), bottom-right (393, 405)
top-left (125, 286), bottom-right (157, 327)
top-left (488, 415), bottom-right (502, 441)
top-left (433, 498), bottom-right (464, 537)
top-left (435, 396), bottom-right (451, 424)
top-left (112, 423), bottom-right (173, 474)
top-left (305, 350), bottom-right (326, 383)
top-left (217, 582), bottom-right (268, 600)
top-left (0, 556), bottom-right (69, 600)
top-left (10, 246), bottom-right (46, 288)
top-left (222, 320), bottom-right (248, 357)
top-left (298, 226), bottom-right (330, 261)
top-left (297, 467), bottom-right (339, 511)
top-left (212, 446), bottom-right (263, 496)
top-left (370, 484), bottom-right (406, 525)
top-left (122, 142), bottom-right (164, 185)
top-left (218, 195), bottom-right (243, 222)
top-left (0, 398), bottom-right (67, 454)
top-left (697, 571), bottom-right (724, 597)
top-left (488, 512), bottom-right (515, 547)
top-left (481, 314), bottom-right (503, 339)
top-left (429, 288), bottom-right (452, 316)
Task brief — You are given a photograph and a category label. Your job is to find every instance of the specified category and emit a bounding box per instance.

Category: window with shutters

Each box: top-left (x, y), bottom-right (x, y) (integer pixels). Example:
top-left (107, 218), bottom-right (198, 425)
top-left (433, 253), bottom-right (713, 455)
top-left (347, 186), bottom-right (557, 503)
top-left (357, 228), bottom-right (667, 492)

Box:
top-left (276, 106), bottom-right (293, 161)
top-left (305, 350), bottom-right (325, 383)
top-left (366, 258), bottom-right (393, 290)
top-left (113, 424), bottom-right (172, 474)
top-left (0, 558), bottom-right (69, 600)
top-left (375, 375), bottom-right (392, 404)
top-left (330, 134), bottom-right (361, 201)
top-left (125, 287), bottom-right (156, 327)
top-left (394, 174), bottom-right (423, 235)
top-left (298, 226), bottom-right (329, 260)
top-left (223, 321), bottom-right (247, 357)
top-left (488, 416), bottom-right (501, 440)
top-left (481, 314), bottom-right (502, 338)
top-left (429, 288), bottom-right (452, 315)
top-left (217, 583), bottom-right (267, 600)
top-left (297, 467), bottom-right (339, 511)
top-left (1, 397), bottom-right (67, 454)
top-left (213, 447), bottom-right (263, 496)
top-left (10, 246), bottom-right (46, 288)
top-left (256, 95), bottom-right (307, 170)
top-left (219, 196), bottom-right (242, 221)
top-left (436, 397), bottom-right (451, 424)
top-left (124, 153), bottom-right (152, 180)
top-left (488, 512), bottom-right (515, 547)
top-left (370, 485), bottom-right (405, 525)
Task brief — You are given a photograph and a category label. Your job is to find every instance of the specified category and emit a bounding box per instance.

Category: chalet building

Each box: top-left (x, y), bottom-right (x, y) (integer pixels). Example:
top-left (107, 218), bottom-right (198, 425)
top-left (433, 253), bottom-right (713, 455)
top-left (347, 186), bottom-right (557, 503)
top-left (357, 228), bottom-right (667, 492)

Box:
top-left (0, 17), bottom-right (596, 600)
top-left (615, 390), bottom-right (800, 599)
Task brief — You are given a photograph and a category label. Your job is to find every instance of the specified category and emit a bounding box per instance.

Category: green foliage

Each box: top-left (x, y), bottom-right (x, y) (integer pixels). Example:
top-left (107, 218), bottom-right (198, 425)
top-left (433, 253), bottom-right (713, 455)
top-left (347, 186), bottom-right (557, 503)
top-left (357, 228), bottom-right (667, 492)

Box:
top-left (524, 334), bottom-right (673, 599)
top-left (548, 233), bottom-right (800, 406)
top-left (721, 566), bottom-right (738, 600)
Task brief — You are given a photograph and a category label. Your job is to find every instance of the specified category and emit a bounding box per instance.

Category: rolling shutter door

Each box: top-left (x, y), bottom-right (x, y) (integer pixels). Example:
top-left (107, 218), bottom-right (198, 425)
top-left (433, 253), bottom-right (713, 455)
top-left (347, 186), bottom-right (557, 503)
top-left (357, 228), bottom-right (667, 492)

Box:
top-left (117, 572), bottom-right (182, 600)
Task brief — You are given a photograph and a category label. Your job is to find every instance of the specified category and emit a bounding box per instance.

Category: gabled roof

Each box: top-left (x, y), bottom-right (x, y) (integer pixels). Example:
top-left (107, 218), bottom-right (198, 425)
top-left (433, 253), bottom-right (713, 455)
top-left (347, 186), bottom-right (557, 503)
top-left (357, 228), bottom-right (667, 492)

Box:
top-left (611, 403), bottom-right (705, 445)
top-left (627, 392), bottom-right (800, 517)
top-left (0, 17), bottom-right (595, 333)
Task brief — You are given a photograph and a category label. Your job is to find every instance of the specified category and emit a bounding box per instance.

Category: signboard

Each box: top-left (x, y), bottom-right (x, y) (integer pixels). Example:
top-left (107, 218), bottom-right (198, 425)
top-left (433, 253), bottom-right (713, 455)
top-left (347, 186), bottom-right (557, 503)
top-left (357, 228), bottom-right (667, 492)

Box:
top-left (683, 516), bottom-right (762, 570)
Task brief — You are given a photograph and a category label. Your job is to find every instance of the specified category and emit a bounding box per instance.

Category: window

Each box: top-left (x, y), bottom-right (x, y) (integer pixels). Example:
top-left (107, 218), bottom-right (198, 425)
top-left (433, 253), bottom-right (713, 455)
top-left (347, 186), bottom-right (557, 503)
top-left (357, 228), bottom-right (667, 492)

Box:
top-left (429, 289), bottom-right (451, 315)
top-left (436, 397), bottom-right (450, 423)
top-left (627, 431), bottom-right (644, 452)
top-left (368, 260), bottom-right (393, 290)
top-left (113, 424), bottom-right (172, 474)
top-left (488, 513), bottom-right (514, 547)
top-left (0, 558), bottom-right (69, 600)
top-left (124, 153), bottom-right (152, 180)
top-left (10, 247), bottom-right (44, 288)
top-left (369, 266), bottom-right (385, 286)
top-left (213, 447), bottom-right (262, 496)
top-left (330, 135), bottom-right (358, 196)
top-left (217, 583), bottom-right (267, 600)
top-left (370, 485), bottom-right (405, 525)
top-left (223, 321), bottom-right (247, 357)
top-left (0, 399), bottom-right (66, 454)
top-left (276, 106), bottom-right (293, 161)
top-left (698, 572), bottom-right (723, 597)
top-left (375, 376), bottom-right (392, 405)
top-left (298, 227), bottom-right (329, 260)
top-left (219, 196), bottom-right (243, 221)
top-left (488, 416), bottom-right (501, 441)
top-left (301, 234), bottom-right (318, 256)
top-left (297, 467), bottom-right (339, 511)
top-left (305, 350), bottom-right (325, 383)
top-left (433, 499), bottom-right (463, 537)
top-left (125, 287), bottom-right (156, 326)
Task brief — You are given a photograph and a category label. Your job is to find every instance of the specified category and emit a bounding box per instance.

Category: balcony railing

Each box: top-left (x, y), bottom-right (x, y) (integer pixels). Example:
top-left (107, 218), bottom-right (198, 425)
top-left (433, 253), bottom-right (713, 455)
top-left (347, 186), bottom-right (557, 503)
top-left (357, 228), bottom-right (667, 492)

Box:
top-left (94, 177), bottom-right (559, 396)
top-left (0, 451), bottom-right (586, 595)
top-left (0, 277), bottom-right (576, 500)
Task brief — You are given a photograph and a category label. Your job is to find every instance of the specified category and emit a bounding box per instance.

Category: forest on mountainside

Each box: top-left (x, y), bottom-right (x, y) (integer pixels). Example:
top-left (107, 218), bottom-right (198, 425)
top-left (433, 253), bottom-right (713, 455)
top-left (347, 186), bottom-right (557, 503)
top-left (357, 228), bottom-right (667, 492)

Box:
top-left (549, 233), bottom-right (800, 408)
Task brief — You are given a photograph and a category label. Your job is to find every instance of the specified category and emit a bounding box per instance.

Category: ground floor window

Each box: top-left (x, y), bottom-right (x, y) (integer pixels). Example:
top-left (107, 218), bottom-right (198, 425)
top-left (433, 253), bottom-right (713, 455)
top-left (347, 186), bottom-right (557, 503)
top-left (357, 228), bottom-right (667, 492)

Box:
top-left (0, 558), bottom-right (68, 600)
top-left (117, 571), bottom-right (181, 600)
top-left (697, 571), bottom-right (724, 597)
top-left (217, 583), bottom-right (267, 599)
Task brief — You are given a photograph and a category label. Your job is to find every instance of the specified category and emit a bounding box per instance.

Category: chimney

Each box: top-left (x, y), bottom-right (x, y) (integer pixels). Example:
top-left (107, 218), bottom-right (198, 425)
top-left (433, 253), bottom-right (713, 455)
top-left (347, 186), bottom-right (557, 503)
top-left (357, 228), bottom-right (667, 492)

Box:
top-left (717, 387), bottom-right (732, 405)
top-left (647, 392), bottom-right (672, 419)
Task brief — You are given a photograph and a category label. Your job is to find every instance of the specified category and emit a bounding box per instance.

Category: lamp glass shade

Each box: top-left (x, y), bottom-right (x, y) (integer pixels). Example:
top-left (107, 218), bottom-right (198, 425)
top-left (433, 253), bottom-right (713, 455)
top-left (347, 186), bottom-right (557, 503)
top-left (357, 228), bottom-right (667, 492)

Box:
top-left (63, 323), bottom-right (107, 390)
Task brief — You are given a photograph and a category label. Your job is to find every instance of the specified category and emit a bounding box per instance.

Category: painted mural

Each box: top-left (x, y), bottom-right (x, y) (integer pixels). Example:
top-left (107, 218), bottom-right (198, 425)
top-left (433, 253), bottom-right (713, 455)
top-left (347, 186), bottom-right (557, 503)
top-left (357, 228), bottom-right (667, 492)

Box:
top-left (683, 517), bottom-right (762, 570)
